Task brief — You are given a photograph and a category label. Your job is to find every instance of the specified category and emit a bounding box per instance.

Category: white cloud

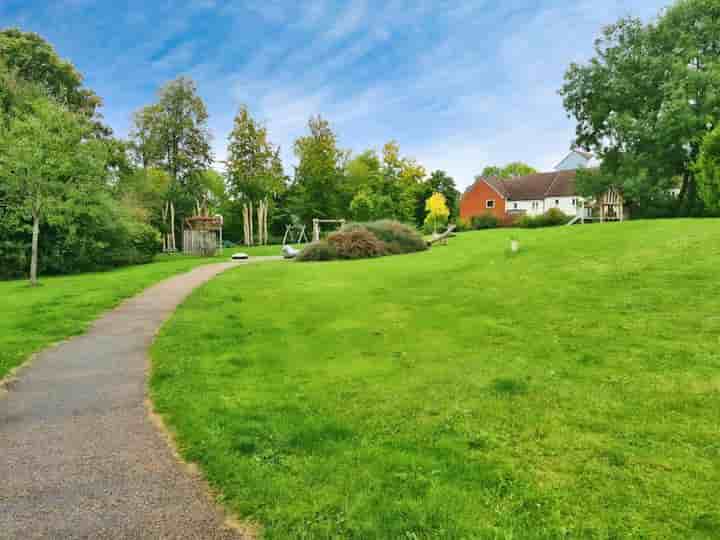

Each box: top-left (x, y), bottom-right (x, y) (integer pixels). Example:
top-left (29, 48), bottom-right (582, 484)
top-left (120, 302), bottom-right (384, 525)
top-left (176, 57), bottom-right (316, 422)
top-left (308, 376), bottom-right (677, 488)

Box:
top-left (151, 41), bottom-right (196, 72)
top-left (324, 0), bottom-right (367, 41)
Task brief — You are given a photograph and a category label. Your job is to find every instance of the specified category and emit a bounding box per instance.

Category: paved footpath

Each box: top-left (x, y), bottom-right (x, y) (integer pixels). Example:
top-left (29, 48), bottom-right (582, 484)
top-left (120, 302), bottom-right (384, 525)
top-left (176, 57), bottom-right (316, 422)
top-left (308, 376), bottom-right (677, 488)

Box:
top-left (0, 260), bottom-right (276, 539)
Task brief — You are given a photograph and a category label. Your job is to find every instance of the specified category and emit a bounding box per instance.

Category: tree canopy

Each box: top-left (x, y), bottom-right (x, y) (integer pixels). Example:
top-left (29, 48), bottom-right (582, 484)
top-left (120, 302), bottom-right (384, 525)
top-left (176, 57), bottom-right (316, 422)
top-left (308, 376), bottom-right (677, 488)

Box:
top-left (561, 0), bottom-right (720, 215)
top-left (291, 115), bottom-right (349, 223)
top-left (0, 29), bottom-right (105, 129)
top-left (696, 125), bottom-right (720, 214)
top-left (0, 96), bottom-right (109, 283)
top-left (480, 162), bottom-right (537, 179)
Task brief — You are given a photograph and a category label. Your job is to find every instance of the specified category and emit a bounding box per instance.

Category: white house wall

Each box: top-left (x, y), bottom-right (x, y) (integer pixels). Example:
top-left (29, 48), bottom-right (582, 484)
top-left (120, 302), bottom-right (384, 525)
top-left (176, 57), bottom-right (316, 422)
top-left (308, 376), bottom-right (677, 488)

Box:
top-left (545, 196), bottom-right (590, 217)
top-left (507, 197), bottom-right (591, 217)
top-left (506, 199), bottom-right (544, 216)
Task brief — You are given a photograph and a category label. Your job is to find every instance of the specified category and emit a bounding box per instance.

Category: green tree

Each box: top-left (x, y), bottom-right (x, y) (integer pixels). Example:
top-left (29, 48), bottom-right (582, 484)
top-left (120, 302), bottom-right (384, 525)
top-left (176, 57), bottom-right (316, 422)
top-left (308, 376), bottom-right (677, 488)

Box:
top-left (696, 125), bottom-right (720, 214)
top-left (480, 162), bottom-right (537, 179)
top-left (225, 105), bottom-right (285, 245)
top-left (349, 190), bottom-right (376, 221)
top-left (291, 115), bottom-right (348, 224)
top-left (130, 77), bottom-right (213, 250)
top-left (560, 0), bottom-right (720, 215)
top-left (0, 97), bottom-right (108, 284)
top-left (0, 29), bottom-right (104, 128)
top-left (0, 59), bottom-right (43, 125)
top-left (115, 167), bottom-right (171, 226)
top-left (345, 150), bottom-right (382, 194)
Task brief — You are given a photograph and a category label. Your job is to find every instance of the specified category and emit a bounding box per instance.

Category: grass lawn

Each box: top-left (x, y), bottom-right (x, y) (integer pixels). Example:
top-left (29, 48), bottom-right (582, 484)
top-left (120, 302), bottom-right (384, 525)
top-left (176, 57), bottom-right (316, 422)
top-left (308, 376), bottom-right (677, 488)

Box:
top-left (149, 219), bottom-right (717, 538)
top-left (0, 244), bottom-right (288, 380)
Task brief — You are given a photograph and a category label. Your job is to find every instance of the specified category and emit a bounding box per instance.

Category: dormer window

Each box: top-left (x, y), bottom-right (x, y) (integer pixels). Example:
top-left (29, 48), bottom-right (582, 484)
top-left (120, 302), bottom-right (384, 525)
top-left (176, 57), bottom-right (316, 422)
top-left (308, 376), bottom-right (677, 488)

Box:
top-left (486, 200), bottom-right (495, 209)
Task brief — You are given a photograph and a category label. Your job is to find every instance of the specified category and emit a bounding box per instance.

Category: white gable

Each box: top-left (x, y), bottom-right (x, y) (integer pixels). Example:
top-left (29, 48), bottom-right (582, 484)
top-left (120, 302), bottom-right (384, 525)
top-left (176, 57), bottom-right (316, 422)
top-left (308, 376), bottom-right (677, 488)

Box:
top-left (554, 151), bottom-right (592, 171)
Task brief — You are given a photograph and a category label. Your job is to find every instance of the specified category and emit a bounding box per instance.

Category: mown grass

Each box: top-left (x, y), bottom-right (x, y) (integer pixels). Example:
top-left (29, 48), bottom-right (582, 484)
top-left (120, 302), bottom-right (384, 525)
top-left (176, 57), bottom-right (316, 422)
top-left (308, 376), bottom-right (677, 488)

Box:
top-left (149, 219), bottom-right (718, 538)
top-left (0, 245), bottom-right (283, 380)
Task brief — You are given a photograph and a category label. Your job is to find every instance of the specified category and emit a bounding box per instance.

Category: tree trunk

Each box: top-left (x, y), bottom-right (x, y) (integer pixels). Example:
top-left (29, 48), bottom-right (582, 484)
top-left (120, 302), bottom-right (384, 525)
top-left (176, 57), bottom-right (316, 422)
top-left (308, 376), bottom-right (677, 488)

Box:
top-left (162, 202), bottom-right (169, 252)
top-left (257, 203), bottom-right (262, 245)
top-left (249, 201), bottom-right (254, 246)
top-left (30, 207), bottom-right (40, 286)
top-left (257, 200), bottom-right (268, 245)
top-left (170, 201), bottom-right (176, 251)
top-left (243, 203), bottom-right (252, 246)
top-left (264, 199), bottom-right (269, 245)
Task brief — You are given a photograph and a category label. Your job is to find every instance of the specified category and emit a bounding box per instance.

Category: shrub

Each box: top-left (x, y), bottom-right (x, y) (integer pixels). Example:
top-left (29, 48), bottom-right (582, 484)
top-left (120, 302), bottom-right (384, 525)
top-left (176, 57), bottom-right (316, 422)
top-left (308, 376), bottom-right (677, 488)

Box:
top-left (296, 240), bottom-right (338, 261)
top-left (470, 213), bottom-right (499, 230)
top-left (516, 208), bottom-right (570, 229)
top-left (344, 220), bottom-right (427, 255)
top-left (543, 207), bottom-right (569, 226)
top-left (0, 192), bottom-right (161, 279)
top-left (327, 228), bottom-right (386, 259)
top-left (455, 217), bottom-right (471, 232)
top-left (297, 220), bottom-right (427, 262)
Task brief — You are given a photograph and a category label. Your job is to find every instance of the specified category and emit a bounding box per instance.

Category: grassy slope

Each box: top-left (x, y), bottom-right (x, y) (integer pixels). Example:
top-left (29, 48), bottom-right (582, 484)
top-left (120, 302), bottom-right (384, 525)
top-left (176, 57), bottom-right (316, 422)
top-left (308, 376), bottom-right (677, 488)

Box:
top-left (151, 220), bottom-right (720, 539)
top-left (0, 244), bottom-right (284, 380)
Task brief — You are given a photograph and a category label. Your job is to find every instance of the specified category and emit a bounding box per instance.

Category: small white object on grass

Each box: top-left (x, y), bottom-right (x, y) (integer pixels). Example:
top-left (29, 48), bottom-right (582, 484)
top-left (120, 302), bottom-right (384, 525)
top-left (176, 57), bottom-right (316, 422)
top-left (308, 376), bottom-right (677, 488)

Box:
top-left (511, 240), bottom-right (519, 253)
top-left (282, 245), bottom-right (300, 259)
top-left (231, 252), bottom-right (249, 260)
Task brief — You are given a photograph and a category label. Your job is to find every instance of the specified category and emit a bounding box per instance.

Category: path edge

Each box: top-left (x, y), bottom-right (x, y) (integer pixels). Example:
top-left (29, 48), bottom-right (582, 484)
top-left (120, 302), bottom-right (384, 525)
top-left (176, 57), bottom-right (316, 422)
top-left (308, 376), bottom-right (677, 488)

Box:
top-left (143, 263), bottom-right (262, 539)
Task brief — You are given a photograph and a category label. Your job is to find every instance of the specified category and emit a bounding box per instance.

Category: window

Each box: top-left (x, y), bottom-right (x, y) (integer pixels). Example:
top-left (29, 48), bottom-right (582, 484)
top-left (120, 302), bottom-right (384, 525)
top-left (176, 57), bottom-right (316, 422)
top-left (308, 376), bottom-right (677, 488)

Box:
top-left (486, 200), bottom-right (495, 209)
top-left (555, 199), bottom-right (560, 206)
top-left (572, 198), bottom-right (577, 206)
top-left (532, 201), bottom-right (539, 210)
top-left (513, 202), bottom-right (518, 209)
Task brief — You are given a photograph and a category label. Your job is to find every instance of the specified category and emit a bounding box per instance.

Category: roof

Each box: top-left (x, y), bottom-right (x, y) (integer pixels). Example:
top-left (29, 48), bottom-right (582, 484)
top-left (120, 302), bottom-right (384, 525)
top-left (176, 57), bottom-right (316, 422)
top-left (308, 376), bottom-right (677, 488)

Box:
top-left (471, 170), bottom-right (581, 201)
top-left (553, 149), bottom-right (594, 170)
top-left (573, 149), bottom-right (593, 160)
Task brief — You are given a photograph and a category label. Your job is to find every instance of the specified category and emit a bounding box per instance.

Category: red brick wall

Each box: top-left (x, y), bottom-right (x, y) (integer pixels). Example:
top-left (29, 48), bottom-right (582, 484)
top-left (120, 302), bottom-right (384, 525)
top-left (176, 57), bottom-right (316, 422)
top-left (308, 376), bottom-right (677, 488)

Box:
top-left (460, 181), bottom-right (506, 221)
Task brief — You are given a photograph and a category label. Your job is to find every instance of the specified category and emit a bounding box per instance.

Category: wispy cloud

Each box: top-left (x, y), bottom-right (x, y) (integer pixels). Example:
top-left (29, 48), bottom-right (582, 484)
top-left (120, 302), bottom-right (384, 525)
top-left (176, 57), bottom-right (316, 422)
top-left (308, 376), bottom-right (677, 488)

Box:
top-left (1, 0), bottom-right (669, 187)
top-left (324, 0), bottom-right (367, 41)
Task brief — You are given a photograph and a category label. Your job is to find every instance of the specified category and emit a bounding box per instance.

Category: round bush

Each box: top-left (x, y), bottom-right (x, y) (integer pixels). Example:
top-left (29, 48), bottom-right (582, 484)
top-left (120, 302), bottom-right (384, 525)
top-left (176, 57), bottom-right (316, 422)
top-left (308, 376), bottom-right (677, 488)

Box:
top-left (327, 228), bottom-right (386, 259)
top-left (342, 220), bottom-right (426, 254)
top-left (516, 208), bottom-right (571, 228)
top-left (297, 240), bottom-right (337, 261)
top-left (470, 213), bottom-right (499, 230)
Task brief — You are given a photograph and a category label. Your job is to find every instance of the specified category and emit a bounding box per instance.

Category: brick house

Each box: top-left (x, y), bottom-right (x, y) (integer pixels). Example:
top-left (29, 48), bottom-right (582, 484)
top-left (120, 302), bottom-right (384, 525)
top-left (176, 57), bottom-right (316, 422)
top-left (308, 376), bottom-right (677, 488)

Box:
top-left (460, 151), bottom-right (596, 223)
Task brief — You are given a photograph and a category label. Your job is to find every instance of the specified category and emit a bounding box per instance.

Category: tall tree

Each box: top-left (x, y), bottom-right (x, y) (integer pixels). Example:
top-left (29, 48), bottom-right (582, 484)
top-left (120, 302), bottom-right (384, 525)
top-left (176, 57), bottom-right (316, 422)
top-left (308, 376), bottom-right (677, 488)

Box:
top-left (225, 106), bottom-right (284, 245)
top-left (560, 0), bottom-right (720, 215)
top-left (129, 105), bottom-right (163, 169)
top-left (291, 115), bottom-right (348, 224)
top-left (130, 77), bottom-right (212, 251)
top-left (0, 97), bottom-right (108, 285)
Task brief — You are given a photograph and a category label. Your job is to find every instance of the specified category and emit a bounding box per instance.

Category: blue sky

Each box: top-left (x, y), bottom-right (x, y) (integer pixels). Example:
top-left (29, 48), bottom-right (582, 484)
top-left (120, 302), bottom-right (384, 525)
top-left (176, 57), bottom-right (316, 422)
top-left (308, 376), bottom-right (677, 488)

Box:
top-left (1, 0), bottom-right (667, 188)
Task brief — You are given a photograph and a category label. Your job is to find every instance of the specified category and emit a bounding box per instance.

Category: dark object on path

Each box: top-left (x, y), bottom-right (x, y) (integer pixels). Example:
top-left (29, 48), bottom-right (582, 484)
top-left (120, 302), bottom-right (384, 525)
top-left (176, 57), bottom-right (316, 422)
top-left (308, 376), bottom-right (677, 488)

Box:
top-left (231, 252), bottom-right (249, 260)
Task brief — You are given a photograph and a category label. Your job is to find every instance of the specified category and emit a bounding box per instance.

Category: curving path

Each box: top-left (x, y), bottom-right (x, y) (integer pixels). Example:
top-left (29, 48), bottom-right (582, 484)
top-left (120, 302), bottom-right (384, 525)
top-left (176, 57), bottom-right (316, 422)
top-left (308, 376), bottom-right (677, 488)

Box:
top-left (0, 260), bottom-right (276, 539)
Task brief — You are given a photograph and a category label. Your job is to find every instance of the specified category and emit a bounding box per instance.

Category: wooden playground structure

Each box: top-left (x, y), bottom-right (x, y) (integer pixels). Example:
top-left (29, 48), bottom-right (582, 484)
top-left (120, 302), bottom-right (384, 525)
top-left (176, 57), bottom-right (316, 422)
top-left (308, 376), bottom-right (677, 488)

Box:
top-left (282, 224), bottom-right (309, 246)
top-left (183, 214), bottom-right (223, 256)
top-left (312, 218), bottom-right (346, 242)
top-left (569, 188), bottom-right (626, 225)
